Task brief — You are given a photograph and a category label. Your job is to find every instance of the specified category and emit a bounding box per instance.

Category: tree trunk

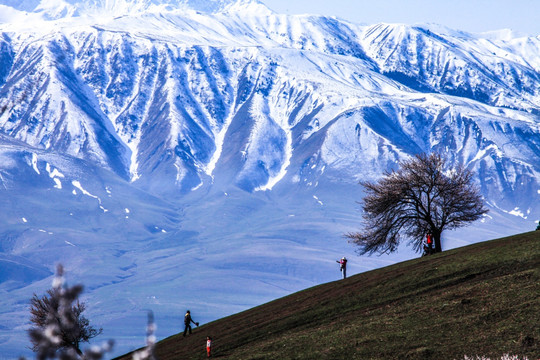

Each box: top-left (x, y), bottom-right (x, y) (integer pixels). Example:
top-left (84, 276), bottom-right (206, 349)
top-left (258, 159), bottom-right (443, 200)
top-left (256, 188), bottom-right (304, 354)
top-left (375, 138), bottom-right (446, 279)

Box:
top-left (433, 231), bottom-right (442, 253)
top-left (74, 342), bottom-right (82, 355)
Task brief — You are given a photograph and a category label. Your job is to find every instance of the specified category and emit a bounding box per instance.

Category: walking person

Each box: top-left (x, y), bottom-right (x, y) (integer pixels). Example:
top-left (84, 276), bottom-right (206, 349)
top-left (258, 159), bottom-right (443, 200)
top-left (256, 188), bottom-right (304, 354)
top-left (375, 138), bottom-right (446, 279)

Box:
top-left (206, 336), bottom-right (212, 357)
top-left (183, 310), bottom-right (199, 337)
top-left (336, 257), bottom-right (347, 279)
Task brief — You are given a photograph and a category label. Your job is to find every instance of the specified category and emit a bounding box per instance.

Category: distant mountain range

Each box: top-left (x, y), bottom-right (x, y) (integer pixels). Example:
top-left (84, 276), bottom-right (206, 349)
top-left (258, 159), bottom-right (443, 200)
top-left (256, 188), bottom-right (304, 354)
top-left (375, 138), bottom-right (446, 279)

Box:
top-left (0, 0), bottom-right (538, 358)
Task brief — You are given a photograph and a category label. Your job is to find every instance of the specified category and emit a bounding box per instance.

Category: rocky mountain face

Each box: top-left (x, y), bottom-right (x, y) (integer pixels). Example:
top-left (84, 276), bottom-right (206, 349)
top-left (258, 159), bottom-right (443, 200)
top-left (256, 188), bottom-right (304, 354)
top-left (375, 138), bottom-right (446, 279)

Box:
top-left (0, 0), bottom-right (538, 357)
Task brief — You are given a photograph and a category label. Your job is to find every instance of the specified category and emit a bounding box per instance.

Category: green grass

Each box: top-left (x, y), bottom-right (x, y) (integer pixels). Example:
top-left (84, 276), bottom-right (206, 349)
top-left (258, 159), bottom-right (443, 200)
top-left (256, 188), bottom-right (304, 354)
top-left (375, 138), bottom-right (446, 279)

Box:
top-left (116, 231), bottom-right (539, 359)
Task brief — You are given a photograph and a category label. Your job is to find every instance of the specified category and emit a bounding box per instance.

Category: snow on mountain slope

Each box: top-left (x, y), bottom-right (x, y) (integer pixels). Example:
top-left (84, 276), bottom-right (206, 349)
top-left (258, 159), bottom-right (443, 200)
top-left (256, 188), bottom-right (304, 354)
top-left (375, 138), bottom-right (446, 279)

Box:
top-left (0, 0), bottom-right (268, 20)
top-left (360, 23), bottom-right (540, 110)
top-left (0, 1), bottom-right (539, 358)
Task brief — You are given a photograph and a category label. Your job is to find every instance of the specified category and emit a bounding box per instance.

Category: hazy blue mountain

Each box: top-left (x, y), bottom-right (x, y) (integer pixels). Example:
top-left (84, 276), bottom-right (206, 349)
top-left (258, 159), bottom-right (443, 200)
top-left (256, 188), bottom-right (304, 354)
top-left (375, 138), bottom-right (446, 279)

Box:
top-left (0, 0), bottom-right (538, 358)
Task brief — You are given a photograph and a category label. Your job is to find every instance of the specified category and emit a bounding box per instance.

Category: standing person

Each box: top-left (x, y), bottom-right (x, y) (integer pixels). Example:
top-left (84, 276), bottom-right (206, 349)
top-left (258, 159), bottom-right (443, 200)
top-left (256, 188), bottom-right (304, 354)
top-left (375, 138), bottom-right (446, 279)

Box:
top-left (426, 233), bottom-right (433, 254)
top-left (336, 257), bottom-right (347, 279)
top-left (206, 336), bottom-right (212, 357)
top-left (183, 310), bottom-right (199, 337)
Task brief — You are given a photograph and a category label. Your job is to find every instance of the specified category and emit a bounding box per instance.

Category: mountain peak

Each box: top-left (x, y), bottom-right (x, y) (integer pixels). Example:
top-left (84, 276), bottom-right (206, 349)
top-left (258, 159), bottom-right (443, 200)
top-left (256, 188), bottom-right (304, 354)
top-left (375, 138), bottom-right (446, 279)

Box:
top-left (0, 0), bottom-right (267, 20)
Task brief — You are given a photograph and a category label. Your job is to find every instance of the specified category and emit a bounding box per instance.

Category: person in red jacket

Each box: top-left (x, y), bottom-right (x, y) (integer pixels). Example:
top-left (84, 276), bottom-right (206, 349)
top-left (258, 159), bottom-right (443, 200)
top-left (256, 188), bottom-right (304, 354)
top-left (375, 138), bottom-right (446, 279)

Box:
top-left (206, 336), bottom-right (212, 357)
top-left (423, 233), bottom-right (434, 256)
top-left (336, 257), bottom-right (347, 279)
top-left (426, 233), bottom-right (433, 252)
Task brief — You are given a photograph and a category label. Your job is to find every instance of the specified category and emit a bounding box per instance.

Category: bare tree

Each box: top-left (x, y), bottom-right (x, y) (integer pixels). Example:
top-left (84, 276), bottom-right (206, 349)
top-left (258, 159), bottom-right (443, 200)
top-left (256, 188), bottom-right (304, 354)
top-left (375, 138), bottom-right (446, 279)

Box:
top-left (28, 264), bottom-right (109, 359)
top-left (346, 153), bottom-right (488, 255)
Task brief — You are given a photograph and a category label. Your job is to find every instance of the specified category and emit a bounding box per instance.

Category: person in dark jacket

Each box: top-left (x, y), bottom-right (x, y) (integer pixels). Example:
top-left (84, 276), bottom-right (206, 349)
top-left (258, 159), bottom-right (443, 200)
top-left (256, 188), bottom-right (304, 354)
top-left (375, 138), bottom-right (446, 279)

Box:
top-left (183, 310), bottom-right (199, 337)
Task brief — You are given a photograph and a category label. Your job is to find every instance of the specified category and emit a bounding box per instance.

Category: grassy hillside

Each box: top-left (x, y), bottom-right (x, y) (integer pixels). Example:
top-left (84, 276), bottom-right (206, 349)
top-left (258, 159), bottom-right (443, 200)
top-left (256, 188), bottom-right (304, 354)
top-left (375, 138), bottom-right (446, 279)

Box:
top-left (116, 231), bottom-right (539, 359)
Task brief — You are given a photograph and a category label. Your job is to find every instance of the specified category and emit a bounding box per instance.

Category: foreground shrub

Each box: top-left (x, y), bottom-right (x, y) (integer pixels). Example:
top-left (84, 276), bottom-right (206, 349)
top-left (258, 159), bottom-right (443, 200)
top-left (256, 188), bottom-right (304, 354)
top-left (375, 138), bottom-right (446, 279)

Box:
top-left (459, 354), bottom-right (530, 360)
top-left (26, 264), bottom-right (113, 359)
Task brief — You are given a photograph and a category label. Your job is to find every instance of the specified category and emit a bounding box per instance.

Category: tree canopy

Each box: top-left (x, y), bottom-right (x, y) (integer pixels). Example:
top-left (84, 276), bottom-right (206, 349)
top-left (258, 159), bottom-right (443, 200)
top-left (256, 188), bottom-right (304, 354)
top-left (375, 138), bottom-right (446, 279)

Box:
top-left (346, 153), bottom-right (488, 255)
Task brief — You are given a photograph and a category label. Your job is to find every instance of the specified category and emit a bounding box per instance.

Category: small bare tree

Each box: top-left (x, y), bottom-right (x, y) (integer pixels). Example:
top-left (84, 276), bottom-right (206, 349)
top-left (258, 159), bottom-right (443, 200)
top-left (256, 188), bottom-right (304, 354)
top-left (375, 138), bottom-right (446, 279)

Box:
top-left (24, 263), bottom-right (159, 360)
top-left (28, 264), bottom-right (110, 359)
top-left (346, 153), bottom-right (488, 255)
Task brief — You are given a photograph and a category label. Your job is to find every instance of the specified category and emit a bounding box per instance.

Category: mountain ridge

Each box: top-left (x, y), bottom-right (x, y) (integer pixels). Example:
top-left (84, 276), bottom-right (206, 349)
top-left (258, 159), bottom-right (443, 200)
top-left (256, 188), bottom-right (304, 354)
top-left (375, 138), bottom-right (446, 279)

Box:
top-left (0, 0), bottom-right (269, 21)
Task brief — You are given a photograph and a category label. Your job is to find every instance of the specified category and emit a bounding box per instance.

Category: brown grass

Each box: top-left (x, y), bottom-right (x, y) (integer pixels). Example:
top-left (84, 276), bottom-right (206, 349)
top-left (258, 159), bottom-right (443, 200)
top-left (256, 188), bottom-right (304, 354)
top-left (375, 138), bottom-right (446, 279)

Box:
top-left (115, 231), bottom-right (540, 360)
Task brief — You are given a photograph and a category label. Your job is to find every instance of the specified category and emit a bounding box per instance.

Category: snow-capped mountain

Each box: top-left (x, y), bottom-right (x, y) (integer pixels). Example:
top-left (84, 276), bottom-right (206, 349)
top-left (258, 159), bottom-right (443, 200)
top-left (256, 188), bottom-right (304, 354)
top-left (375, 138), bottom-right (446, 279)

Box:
top-left (0, 0), bottom-right (539, 358)
top-left (1, 0), bottom-right (254, 17)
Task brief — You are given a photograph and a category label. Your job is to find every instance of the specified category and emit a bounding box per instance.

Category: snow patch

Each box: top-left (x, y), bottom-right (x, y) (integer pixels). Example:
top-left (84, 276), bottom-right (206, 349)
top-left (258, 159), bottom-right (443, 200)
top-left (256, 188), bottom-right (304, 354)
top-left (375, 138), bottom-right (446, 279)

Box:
top-left (508, 207), bottom-right (526, 219)
top-left (206, 113), bottom-right (235, 177)
top-left (72, 180), bottom-right (96, 197)
top-left (129, 143), bottom-right (141, 182)
top-left (31, 153), bottom-right (40, 175)
top-left (191, 182), bottom-right (203, 191)
top-left (470, 144), bottom-right (503, 163)
top-left (46, 163), bottom-right (65, 179)
top-left (72, 180), bottom-right (108, 212)
top-left (249, 94), bottom-right (293, 192)
top-left (52, 178), bottom-right (62, 189)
